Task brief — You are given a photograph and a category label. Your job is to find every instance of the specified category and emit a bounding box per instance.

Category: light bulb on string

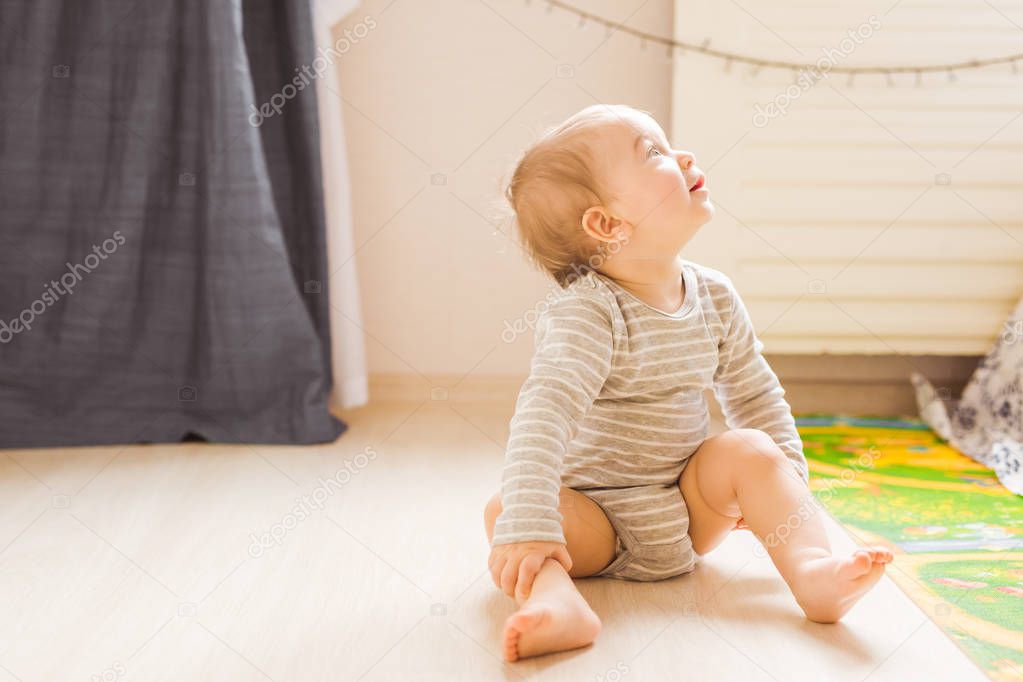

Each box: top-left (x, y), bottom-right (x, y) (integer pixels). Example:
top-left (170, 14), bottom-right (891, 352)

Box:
top-left (886, 72), bottom-right (894, 87)
top-left (847, 72), bottom-right (855, 87)
top-left (1012, 60), bottom-right (1018, 75)
top-left (578, 14), bottom-right (585, 29)
top-left (915, 70), bottom-right (922, 87)
top-left (724, 57), bottom-right (732, 72)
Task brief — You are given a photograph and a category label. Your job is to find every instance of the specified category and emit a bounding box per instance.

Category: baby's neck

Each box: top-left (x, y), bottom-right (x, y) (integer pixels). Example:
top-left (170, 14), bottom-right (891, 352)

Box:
top-left (598, 256), bottom-right (686, 314)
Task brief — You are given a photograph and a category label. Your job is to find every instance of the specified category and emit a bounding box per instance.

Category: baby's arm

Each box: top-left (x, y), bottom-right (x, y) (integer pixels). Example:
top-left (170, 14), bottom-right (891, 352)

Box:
top-left (491, 291), bottom-right (615, 548)
top-left (711, 273), bottom-right (809, 485)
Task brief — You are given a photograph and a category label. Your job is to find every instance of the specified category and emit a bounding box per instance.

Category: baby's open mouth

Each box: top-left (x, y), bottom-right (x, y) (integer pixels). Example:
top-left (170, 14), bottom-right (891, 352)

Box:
top-left (688, 175), bottom-right (705, 192)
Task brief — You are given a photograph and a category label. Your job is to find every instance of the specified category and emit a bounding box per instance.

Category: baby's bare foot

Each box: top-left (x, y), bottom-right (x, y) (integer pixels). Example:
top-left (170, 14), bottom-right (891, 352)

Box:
top-left (501, 583), bottom-right (601, 662)
top-left (792, 546), bottom-right (894, 623)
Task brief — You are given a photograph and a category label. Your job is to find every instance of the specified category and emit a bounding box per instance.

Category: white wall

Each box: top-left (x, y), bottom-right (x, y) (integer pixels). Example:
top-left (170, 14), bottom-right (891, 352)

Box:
top-left (673, 0), bottom-right (1023, 355)
top-left (331, 0), bottom-right (675, 378)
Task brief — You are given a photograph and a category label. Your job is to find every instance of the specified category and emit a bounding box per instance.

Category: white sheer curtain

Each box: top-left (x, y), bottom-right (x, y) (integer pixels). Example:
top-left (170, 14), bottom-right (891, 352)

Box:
top-left (314, 0), bottom-right (369, 409)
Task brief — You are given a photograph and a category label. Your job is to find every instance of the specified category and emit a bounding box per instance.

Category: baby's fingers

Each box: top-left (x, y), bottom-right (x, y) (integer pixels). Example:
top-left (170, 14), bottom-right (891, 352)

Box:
top-left (552, 544), bottom-right (573, 573)
top-left (489, 553), bottom-right (507, 590)
top-left (500, 556), bottom-right (521, 598)
top-left (515, 553), bottom-right (545, 602)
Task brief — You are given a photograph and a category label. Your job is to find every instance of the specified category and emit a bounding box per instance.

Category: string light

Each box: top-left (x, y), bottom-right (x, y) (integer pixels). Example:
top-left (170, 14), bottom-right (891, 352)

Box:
top-left (533, 0), bottom-right (1023, 83)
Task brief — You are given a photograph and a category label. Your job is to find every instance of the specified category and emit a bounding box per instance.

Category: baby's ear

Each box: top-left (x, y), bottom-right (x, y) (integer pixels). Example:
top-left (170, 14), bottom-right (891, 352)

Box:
top-left (581, 206), bottom-right (616, 241)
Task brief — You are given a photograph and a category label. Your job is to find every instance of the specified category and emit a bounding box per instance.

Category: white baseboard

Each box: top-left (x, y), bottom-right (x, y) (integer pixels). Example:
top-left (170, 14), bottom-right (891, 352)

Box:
top-left (365, 353), bottom-right (980, 417)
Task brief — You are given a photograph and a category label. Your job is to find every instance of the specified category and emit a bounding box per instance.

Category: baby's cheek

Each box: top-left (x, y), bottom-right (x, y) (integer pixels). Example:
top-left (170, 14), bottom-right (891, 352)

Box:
top-left (659, 179), bottom-right (690, 215)
top-left (646, 173), bottom-right (684, 208)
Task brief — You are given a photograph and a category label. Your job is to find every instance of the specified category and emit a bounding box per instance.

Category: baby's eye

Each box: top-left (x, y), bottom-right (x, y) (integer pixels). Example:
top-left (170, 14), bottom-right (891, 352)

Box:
top-left (647, 145), bottom-right (662, 158)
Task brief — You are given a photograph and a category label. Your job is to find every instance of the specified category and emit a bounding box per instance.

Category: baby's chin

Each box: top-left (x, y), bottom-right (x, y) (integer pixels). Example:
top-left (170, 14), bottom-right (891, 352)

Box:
top-left (672, 199), bottom-right (714, 225)
top-left (690, 198), bottom-right (715, 222)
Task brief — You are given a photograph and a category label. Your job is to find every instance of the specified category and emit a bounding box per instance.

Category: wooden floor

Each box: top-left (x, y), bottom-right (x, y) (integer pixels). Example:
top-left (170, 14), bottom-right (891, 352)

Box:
top-left (0, 398), bottom-right (986, 681)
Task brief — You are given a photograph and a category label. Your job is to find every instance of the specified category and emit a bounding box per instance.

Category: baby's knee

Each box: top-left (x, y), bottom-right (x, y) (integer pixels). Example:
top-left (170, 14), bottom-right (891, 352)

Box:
top-left (722, 429), bottom-right (787, 465)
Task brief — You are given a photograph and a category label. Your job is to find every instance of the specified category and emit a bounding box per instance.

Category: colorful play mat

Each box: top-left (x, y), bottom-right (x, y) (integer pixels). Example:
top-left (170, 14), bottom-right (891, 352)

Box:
top-left (794, 414), bottom-right (1023, 681)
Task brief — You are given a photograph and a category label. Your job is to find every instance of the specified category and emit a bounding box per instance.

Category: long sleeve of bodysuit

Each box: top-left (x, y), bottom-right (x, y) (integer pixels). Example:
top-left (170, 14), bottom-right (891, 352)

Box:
top-left (711, 274), bottom-right (810, 485)
top-left (490, 291), bottom-right (615, 547)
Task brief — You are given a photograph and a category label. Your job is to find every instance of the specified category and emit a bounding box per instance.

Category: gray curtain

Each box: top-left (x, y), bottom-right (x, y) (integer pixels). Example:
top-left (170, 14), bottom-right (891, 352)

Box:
top-left (0, 0), bottom-right (346, 447)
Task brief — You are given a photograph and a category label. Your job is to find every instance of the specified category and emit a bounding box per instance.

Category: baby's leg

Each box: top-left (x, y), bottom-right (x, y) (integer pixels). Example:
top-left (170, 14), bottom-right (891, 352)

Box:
top-left (679, 429), bottom-right (893, 623)
top-left (484, 487), bottom-right (614, 661)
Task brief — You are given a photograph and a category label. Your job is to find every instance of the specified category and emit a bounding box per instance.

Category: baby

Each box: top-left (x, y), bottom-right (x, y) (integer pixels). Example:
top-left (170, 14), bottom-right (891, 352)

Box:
top-left (483, 104), bottom-right (894, 662)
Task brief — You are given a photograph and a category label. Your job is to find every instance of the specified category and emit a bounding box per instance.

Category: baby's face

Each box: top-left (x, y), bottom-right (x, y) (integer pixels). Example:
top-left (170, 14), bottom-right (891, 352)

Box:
top-left (591, 111), bottom-right (714, 256)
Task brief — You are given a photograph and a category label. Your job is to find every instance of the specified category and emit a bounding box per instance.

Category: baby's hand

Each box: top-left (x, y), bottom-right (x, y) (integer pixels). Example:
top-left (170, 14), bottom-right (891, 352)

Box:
top-left (488, 541), bottom-right (573, 601)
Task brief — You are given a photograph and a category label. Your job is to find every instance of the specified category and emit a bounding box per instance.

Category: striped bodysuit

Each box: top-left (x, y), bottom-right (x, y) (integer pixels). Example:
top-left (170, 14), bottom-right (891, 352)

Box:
top-left (490, 260), bottom-right (810, 581)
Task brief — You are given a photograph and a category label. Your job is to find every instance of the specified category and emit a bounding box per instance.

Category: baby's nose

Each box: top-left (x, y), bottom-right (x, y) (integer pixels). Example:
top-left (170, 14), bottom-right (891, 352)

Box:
top-left (676, 151), bottom-right (695, 170)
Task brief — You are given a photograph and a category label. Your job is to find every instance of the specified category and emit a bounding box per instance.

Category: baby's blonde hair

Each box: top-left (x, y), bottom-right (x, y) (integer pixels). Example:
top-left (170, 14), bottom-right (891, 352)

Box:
top-left (503, 104), bottom-right (647, 288)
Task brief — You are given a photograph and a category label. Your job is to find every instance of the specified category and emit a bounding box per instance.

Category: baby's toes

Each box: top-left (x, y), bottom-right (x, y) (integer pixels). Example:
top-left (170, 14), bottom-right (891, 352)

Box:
top-left (845, 550), bottom-right (874, 575)
top-left (867, 547), bottom-right (894, 563)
